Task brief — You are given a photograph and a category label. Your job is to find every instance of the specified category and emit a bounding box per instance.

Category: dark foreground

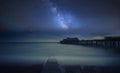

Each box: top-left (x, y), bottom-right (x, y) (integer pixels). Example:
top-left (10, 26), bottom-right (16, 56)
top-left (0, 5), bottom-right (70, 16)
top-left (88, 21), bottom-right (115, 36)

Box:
top-left (1, 58), bottom-right (120, 73)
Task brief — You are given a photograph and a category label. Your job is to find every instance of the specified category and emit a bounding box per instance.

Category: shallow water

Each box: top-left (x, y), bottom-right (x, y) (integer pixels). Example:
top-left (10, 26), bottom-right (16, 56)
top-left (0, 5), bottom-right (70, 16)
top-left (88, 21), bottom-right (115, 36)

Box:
top-left (0, 42), bottom-right (120, 66)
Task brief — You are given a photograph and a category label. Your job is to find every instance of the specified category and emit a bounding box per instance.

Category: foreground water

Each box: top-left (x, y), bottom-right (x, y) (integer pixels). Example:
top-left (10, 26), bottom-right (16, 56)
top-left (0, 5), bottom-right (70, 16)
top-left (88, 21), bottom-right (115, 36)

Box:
top-left (0, 42), bottom-right (120, 66)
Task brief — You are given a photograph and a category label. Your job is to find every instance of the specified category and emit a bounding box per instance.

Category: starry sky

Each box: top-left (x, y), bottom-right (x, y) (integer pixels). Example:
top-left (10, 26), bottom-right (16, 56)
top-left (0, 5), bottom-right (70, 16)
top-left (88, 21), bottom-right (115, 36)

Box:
top-left (0, 0), bottom-right (120, 40)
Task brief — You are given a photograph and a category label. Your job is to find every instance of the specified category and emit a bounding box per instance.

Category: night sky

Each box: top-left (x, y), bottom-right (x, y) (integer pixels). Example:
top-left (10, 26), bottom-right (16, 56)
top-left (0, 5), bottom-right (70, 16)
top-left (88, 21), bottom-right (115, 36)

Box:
top-left (0, 0), bottom-right (120, 40)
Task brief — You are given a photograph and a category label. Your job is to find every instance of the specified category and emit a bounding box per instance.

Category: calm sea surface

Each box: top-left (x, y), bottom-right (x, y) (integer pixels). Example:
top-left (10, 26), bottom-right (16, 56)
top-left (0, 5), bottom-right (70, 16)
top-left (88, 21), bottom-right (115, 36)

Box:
top-left (0, 42), bottom-right (120, 66)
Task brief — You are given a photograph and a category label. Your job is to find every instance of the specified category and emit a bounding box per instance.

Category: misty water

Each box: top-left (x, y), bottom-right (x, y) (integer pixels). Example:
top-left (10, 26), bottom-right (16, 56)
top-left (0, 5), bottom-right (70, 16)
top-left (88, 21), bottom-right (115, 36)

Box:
top-left (0, 42), bottom-right (120, 66)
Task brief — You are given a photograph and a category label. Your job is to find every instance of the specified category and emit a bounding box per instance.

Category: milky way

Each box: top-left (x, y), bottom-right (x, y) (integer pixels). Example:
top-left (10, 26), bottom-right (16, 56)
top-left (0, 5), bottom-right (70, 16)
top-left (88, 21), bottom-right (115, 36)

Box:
top-left (42, 0), bottom-right (69, 29)
top-left (0, 0), bottom-right (120, 37)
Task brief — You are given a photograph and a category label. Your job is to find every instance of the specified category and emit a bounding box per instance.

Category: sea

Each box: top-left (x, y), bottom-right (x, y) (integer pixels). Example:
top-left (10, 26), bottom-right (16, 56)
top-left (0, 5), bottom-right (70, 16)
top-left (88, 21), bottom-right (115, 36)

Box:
top-left (0, 42), bottom-right (120, 66)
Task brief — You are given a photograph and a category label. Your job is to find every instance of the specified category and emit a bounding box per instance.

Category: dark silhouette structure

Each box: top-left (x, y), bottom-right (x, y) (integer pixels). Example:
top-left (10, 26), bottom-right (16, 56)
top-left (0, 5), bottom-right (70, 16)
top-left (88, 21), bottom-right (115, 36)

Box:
top-left (60, 37), bottom-right (120, 51)
top-left (60, 37), bottom-right (80, 44)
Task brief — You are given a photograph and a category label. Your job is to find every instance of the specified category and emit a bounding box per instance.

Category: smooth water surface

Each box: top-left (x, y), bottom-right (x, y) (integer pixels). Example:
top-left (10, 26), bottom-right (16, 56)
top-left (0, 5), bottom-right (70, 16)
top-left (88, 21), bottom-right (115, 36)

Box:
top-left (0, 42), bottom-right (120, 66)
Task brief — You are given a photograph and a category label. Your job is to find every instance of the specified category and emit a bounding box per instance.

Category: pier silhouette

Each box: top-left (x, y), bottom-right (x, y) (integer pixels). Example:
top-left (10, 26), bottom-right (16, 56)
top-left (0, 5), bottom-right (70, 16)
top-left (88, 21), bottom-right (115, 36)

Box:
top-left (60, 37), bottom-right (120, 52)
